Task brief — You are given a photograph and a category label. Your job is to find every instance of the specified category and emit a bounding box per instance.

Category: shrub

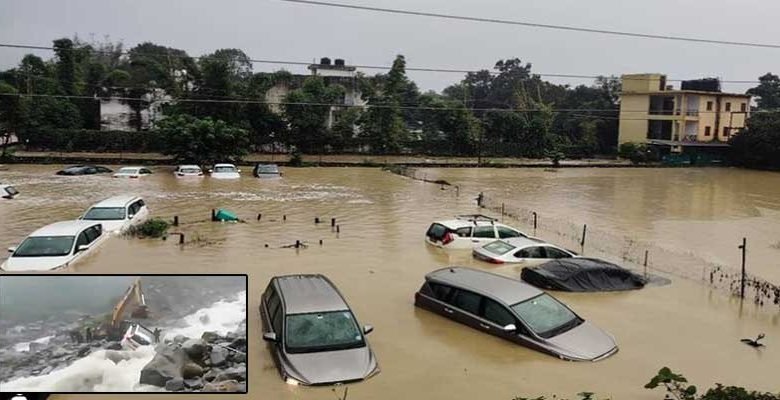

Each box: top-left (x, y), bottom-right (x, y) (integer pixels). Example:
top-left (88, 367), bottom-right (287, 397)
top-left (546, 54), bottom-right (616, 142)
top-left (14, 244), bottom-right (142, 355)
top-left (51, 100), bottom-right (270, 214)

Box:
top-left (126, 218), bottom-right (170, 238)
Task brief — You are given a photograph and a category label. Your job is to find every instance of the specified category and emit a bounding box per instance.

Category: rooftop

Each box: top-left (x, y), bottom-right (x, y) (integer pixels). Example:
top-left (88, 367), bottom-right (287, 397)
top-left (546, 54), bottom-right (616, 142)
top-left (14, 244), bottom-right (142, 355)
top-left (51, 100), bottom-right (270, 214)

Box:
top-left (426, 267), bottom-right (542, 306)
top-left (275, 274), bottom-right (349, 314)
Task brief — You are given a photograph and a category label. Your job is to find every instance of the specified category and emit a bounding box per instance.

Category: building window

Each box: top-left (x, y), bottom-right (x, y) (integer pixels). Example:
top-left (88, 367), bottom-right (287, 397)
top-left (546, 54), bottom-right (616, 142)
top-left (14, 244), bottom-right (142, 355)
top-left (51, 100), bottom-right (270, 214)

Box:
top-left (723, 127), bottom-right (730, 137)
top-left (706, 101), bottom-right (713, 111)
top-left (741, 103), bottom-right (747, 112)
top-left (704, 126), bottom-right (711, 136)
top-left (725, 102), bottom-right (731, 112)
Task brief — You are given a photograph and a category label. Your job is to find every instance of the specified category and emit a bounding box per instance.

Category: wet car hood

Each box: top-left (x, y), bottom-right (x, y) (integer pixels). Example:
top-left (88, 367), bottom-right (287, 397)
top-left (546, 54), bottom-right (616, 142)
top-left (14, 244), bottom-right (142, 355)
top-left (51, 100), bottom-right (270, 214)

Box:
top-left (544, 320), bottom-right (617, 361)
top-left (2, 255), bottom-right (71, 271)
top-left (282, 346), bottom-right (377, 385)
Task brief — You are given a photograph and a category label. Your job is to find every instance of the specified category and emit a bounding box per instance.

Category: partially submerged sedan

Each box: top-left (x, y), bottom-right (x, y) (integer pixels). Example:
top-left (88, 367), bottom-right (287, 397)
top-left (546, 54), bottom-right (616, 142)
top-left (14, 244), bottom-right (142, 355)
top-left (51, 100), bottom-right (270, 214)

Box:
top-left (1, 220), bottom-right (108, 271)
top-left (80, 195), bottom-right (149, 234)
top-left (113, 166), bottom-right (153, 179)
top-left (260, 274), bottom-right (379, 385)
top-left (210, 163), bottom-right (241, 179)
top-left (174, 165), bottom-right (204, 178)
top-left (415, 267), bottom-right (618, 361)
top-left (473, 237), bottom-right (577, 264)
top-left (56, 165), bottom-right (113, 176)
top-left (1, 183), bottom-right (18, 199)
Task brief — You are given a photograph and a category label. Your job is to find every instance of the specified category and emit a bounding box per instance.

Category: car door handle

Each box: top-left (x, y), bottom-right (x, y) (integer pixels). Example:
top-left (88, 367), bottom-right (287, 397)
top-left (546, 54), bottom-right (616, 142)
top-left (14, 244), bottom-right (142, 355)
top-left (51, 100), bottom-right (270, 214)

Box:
top-left (443, 307), bottom-right (454, 314)
top-left (479, 323), bottom-right (490, 329)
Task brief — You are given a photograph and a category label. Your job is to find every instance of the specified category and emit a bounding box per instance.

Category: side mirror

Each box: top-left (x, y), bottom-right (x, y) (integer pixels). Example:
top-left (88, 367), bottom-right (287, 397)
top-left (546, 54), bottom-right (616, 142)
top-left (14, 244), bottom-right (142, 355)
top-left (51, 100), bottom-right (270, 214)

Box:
top-left (7, 246), bottom-right (16, 253)
top-left (262, 332), bottom-right (277, 342)
top-left (77, 244), bottom-right (90, 252)
top-left (363, 325), bottom-right (374, 335)
top-left (503, 324), bottom-right (517, 332)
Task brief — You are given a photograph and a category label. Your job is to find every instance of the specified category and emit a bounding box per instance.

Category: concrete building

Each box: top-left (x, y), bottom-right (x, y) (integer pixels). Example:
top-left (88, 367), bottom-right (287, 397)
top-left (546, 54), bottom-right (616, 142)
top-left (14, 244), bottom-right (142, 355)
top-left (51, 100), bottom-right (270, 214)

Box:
top-left (618, 74), bottom-right (750, 154)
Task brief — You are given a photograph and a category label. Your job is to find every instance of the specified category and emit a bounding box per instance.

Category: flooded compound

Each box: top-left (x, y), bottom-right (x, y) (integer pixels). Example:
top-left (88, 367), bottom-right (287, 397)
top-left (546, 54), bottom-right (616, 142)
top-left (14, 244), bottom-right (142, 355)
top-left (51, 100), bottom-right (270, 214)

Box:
top-left (0, 165), bottom-right (778, 399)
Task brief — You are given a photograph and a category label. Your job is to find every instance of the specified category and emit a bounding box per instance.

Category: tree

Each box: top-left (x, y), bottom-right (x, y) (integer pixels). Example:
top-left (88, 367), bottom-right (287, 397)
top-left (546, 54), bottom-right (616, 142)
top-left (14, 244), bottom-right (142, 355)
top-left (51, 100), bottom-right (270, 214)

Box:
top-left (360, 55), bottom-right (410, 153)
top-left (154, 114), bottom-right (250, 164)
top-left (747, 73), bottom-right (780, 110)
top-left (53, 38), bottom-right (77, 96)
top-left (0, 82), bottom-right (22, 157)
top-left (729, 112), bottom-right (780, 170)
top-left (418, 93), bottom-right (479, 155)
top-left (282, 76), bottom-right (344, 153)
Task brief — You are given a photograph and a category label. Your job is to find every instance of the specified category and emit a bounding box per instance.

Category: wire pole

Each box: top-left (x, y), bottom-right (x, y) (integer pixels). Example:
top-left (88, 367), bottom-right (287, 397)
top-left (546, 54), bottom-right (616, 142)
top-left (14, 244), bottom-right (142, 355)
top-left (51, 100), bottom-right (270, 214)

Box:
top-left (739, 237), bottom-right (747, 299)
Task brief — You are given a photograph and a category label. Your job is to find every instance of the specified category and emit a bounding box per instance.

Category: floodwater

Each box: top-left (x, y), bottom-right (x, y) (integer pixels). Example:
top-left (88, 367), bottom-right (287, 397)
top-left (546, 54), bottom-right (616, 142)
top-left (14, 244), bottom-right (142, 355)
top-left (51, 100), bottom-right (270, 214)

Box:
top-left (0, 165), bottom-right (778, 399)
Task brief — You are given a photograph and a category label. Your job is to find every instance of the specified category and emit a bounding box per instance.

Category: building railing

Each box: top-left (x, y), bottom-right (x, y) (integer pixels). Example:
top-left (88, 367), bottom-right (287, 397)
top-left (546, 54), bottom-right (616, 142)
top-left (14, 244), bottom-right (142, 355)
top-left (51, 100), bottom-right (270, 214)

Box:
top-left (648, 109), bottom-right (675, 115)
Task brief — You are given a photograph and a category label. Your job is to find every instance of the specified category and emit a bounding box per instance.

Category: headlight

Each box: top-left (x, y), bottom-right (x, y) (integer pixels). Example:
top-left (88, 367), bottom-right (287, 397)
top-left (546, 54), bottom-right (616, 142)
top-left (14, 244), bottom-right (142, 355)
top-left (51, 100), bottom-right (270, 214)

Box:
top-left (285, 377), bottom-right (301, 386)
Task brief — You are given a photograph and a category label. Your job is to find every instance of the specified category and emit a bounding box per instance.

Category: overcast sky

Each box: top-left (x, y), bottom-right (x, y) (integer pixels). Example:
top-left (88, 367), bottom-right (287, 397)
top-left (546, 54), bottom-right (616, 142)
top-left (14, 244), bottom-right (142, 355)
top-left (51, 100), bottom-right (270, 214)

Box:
top-left (1, 0), bottom-right (779, 93)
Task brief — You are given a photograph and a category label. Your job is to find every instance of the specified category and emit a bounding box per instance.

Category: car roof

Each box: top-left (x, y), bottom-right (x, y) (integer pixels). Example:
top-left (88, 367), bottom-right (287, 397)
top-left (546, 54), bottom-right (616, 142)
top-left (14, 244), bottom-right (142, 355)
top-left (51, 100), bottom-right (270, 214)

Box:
top-left (89, 195), bottom-right (140, 208)
top-left (214, 163), bottom-right (236, 167)
top-left (499, 237), bottom-right (549, 248)
top-left (274, 274), bottom-right (349, 314)
top-left (435, 219), bottom-right (509, 229)
top-left (426, 267), bottom-right (542, 305)
top-left (118, 166), bottom-right (143, 170)
top-left (29, 220), bottom-right (101, 237)
top-left (178, 165), bottom-right (201, 169)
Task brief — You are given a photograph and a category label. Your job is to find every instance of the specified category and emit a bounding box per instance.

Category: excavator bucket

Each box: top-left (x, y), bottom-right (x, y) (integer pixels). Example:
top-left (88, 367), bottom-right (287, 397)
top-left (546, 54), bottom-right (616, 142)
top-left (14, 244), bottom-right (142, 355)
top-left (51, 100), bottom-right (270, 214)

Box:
top-left (131, 305), bottom-right (149, 319)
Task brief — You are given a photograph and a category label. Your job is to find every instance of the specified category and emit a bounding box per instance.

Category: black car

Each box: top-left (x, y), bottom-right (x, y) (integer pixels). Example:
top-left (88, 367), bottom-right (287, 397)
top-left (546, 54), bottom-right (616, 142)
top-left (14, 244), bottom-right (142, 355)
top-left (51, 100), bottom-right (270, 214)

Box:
top-left (521, 258), bottom-right (647, 292)
top-left (56, 165), bottom-right (113, 176)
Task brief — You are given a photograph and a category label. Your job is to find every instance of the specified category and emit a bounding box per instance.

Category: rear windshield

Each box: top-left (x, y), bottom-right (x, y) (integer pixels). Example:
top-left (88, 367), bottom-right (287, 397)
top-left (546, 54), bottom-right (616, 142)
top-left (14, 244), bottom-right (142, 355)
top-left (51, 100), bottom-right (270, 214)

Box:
top-left (4, 186), bottom-right (19, 196)
top-left (256, 165), bottom-right (279, 173)
top-left (83, 207), bottom-right (126, 221)
top-left (214, 166), bottom-right (236, 173)
top-left (426, 223), bottom-right (448, 240)
top-left (511, 294), bottom-right (582, 339)
top-left (180, 167), bottom-right (201, 173)
top-left (118, 168), bottom-right (139, 174)
top-left (483, 240), bottom-right (516, 255)
top-left (285, 311), bottom-right (365, 353)
top-left (14, 236), bottom-right (75, 257)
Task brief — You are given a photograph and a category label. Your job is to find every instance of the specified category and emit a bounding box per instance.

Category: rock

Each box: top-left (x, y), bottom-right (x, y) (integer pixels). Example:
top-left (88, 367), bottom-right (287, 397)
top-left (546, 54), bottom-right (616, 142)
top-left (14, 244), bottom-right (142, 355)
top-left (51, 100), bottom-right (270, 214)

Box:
top-left (77, 345), bottom-right (91, 357)
top-left (105, 350), bottom-right (133, 364)
top-left (104, 342), bottom-right (122, 350)
top-left (209, 347), bottom-right (228, 367)
top-left (201, 331), bottom-right (219, 343)
top-left (184, 377), bottom-right (204, 390)
top-left (229, 337), bottom-right (246, 349)
top-left (182, 339), bottom-right (208, 359)
top-left (181, 362), bottom-right (204, 379)
top-left (165, 377), bottom-right (185, 391)
top-left (216, 365), bottom-right (246, 382)
top-left (232, 352), bottom-right (246, 364)
top-left (203, 368), bottom-right (221, 382)
top-left (28, 341), bottom-right (46, 353)
top-left (203, 379), bottom-right (242, 392)
top-left (140, 345), bottom-right (186, 387)
top-left (40, 365), bottom-right (54, 375)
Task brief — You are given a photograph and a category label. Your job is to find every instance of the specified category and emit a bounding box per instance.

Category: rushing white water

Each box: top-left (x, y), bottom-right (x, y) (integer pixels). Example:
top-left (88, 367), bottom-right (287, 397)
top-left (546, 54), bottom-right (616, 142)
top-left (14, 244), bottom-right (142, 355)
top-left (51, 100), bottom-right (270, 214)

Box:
top-left (12, 335), bottom-right (54, 352)
top-left (0, 291), bottom-right (246, 392)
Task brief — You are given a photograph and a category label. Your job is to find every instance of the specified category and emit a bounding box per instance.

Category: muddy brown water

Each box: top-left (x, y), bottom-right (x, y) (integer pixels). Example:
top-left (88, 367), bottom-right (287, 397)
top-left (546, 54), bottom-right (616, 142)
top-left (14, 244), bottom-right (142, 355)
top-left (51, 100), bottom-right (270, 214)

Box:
top-left (0, 165), bottom-right (778, 399)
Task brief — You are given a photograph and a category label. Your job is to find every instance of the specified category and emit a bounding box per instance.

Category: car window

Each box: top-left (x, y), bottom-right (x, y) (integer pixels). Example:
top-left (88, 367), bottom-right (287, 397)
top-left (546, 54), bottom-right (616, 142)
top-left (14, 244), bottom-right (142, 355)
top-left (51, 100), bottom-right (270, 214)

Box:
top-left (455, 227), bottom-right (472, 237)
top-left (497, 226), bottom-right (523, 239)
top-left (428, 282), bottom-right (454, 302)
top-left (426, 224), bottom-right (447, 240)
top-left (451, 289), bottom-right (481, 315)
top-left (129, 202), bottom-right (141, 216)
top-left (85, 167), bottom-right (97, 174)
top-left (516, 246), bottom-right (546, 258)
top-left (511, 294), bottom-right (581, 339)
top-left (482, 299), bottom-right (515, 327)
top-left (83, 207), bottom-right (126, 221)
top-left (13, 236), bottom-right (75, 257)
top-left (84, 226), bottom-right (102, 242)
top-left (483, 240), bottom-right (516, 255)
top-left (473, 225), bottom-right (496, 239)
top-left (75, 231), bottom-right (90, 248)
top-left (285, 311), bottom-right (364, 353)
top-left (141, 168), bottom-right (152, 174)
top-left (544, 247), bottom-right (572, 259)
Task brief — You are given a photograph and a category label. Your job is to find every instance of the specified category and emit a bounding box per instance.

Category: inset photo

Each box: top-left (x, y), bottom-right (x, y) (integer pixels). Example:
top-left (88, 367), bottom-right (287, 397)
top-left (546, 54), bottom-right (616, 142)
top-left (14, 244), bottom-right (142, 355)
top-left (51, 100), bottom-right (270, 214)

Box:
top-left (0, 275), bottom-right (247, 394)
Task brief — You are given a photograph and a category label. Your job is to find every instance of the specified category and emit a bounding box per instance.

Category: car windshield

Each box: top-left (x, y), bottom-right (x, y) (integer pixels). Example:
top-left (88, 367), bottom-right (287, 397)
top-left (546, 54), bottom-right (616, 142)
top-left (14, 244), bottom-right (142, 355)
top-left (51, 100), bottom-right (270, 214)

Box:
top-left (214, 166), bottom-right (236, 173)
top-left (13, 236), bottom-right (75, 257)
top-left (4, 186), bottom-right (18, 196)
top-left (285, 310), bottom-right (365, 353)
top-left (83, 207), bottom-right (126, 220)
top-left (256, 165), bottom-right (279, 173)
top-left (118, 168), bottom-right (139, 174)
top-left (511, 294), bottom-right (581, 338)
top-left (180, 167), bottom-right (201, 173)
top-left (483, 240), bottom-right (516, 255)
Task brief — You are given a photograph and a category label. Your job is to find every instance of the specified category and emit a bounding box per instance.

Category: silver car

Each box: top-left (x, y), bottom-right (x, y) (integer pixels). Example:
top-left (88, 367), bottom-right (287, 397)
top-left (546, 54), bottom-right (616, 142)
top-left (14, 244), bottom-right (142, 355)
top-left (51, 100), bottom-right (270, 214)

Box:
top-left (260, 274), bottom-right (379, 385)
top-left (414, 267), bottom-right (618, 361)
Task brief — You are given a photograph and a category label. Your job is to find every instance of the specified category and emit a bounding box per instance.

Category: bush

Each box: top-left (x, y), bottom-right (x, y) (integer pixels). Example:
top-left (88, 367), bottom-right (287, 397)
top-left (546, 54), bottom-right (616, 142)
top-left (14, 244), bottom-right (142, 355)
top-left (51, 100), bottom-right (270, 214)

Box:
top-left (289, 149), bottom-right (303, 167)
top-left (126, 218), bottom-right (170, 238)
top-left (619, 142), bottom-right (660, 164)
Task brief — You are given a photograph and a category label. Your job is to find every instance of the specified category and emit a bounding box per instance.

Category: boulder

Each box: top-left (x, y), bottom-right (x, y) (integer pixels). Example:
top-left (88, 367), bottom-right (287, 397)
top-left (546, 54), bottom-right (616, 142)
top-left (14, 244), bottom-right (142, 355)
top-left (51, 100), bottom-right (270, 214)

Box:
top-left (40, 365), bottom-right (54, 375)
top-left (184, 377), bottom-right (204, 390)
top-left (232, 352), bottom-right (246, 364)
top-left (203, 379), bottom-right (242, 392)
top-left (203, 368), bottom-right (221, 382)
top-left (139, 345), bottom-right (186, 387)
top-left (173, 335), bottom-right (188, 344)
top-left (77, 345), bottom-right (91, 357)
top-left (209, 347), bottom-right (228, 367)
top-left (201, 331), bottom-right (220, 343)
top-left (182, 339), bottom-right (208, 360)
top-left (216, 365), bottom-right (246, 382)
top-left (181, 362), bottom-right (204, 379)
top-left (104, 342), bottom-right (123, 351)
top-left (165, 377), bottom-right (185, 392)
top-left (229, 337), bottom-right (246, 349)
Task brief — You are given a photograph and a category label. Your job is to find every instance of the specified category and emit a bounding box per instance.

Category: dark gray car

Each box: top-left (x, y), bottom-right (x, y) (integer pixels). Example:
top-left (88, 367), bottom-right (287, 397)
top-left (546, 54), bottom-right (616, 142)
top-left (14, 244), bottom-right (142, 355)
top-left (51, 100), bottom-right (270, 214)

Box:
top-left (260, 274), bottom-right (379, 385)
top-left (415, 267), bottom-right (618, 361)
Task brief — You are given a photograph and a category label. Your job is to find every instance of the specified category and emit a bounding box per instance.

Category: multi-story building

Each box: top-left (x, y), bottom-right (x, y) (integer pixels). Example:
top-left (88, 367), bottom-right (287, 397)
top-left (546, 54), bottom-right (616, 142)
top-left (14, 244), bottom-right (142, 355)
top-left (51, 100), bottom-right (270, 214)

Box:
top-left (618, 73), bottom-right (750, 154)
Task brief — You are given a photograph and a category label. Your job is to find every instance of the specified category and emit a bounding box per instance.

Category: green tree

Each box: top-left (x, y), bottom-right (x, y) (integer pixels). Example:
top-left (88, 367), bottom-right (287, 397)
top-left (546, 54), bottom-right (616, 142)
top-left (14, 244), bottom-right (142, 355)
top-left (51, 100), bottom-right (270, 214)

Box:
top-left (154, 114), bottom-right (250, 164)
top-left (282, 76), bottom-right (344, 153)
top-left (747, 73), bottom-right (780, 110)
top-left (0, 82), bottom-right (22, 157)
top-left (418, 93), bottom-right (479, 155)
top-left (53, 38), bottom-right (77, 96)
top-left (360, 55), bottom-right (410, 153)
top-left (729, 112), bottom-right (780, 170)
top-left (330, 107), bottom-right (362, 152)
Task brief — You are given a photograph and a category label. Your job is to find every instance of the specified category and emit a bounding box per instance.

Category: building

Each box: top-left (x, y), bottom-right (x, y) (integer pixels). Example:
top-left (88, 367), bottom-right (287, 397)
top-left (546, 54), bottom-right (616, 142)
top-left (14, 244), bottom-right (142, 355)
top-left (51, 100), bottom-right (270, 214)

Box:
top-left (618, 73), bottom-right (750, 154)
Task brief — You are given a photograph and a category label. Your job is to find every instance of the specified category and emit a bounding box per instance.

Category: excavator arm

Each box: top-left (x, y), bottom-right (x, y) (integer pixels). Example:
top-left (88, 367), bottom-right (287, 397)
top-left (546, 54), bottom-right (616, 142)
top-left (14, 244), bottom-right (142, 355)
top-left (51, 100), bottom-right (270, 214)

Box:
top-left (110, 278), bottom-right (149, 329)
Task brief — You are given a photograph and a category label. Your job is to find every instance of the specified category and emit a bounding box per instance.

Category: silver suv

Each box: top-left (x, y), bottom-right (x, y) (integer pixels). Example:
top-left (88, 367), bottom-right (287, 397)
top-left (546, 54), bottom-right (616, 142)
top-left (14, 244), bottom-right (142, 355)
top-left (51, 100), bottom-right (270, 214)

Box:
top-left (260, 274), bottom-right (379, 385)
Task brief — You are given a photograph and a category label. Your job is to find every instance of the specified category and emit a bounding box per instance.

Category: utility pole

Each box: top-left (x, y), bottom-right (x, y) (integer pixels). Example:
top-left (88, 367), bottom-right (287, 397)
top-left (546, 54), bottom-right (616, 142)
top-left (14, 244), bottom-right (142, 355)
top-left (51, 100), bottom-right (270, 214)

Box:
top-left (739, 237), bottom-right (747, 299)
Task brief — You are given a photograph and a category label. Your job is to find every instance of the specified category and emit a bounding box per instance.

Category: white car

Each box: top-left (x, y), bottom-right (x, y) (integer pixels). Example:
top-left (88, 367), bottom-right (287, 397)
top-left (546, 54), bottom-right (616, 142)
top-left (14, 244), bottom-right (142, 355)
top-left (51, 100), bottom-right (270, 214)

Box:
top-left (174, 165), bottom-right (204, 178)
top-left (1, 183), bottom-right (19, 199)
top-left (425, 215), bottom-right (533, 249)
top-left (80, 195), bottom-right (150, 234)
top-left (121, 323), bottom-right (155, 350)
top-left (473, 237), bottom-right (577, 264)
top-left (1, 220), bottom-right (109, 271)
top-left (113, 166), bottom-right (153, 179)
top-left (210, 163), bottom-right (241, 179)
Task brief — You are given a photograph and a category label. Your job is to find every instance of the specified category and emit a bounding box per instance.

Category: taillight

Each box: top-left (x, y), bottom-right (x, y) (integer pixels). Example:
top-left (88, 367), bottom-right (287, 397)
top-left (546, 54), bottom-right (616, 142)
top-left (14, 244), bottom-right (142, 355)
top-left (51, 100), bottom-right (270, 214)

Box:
top-left (441, 232), bottom-right (454, 245)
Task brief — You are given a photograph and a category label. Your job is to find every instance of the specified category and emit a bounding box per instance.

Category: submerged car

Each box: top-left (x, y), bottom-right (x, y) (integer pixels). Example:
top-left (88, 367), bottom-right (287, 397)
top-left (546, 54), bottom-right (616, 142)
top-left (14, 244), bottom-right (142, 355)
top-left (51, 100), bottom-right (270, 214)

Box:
top-left (253, 164), bottom-right (281, 178)
top-left (414, 267), bottom-right (618, 361)
top-left (113, 166), bottom-right (153, 179)
top-left (210, 163), bottom-right (241, 179)
top-left (1, 184), bottom-right (19, 199)
top-left (522, 258), bottom-right (647, 292)
top-left (56, 165), bottom-right (113, 176)
top-left (174, 165), bottom-right (204, 178)
top-left (473, 237), bottom-right (576, 264)
top-left (260, 274), bottom-right (379, 386)
top-left (1, 220), bottom-right (108, 271)
top-left (425, 215), bottom-right (533, 249)
top-left (80, 195), bottom-right (149, 234)
top-left (121, 323), bottom-right (155, 350)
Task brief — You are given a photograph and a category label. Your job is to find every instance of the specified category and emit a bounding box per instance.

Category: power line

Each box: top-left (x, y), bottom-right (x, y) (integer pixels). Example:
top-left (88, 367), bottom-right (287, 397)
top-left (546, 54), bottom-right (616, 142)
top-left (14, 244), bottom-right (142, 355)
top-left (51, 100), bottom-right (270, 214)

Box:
top-left (0, 43), bottom-right (762, 84)
top-left (279, 0), bottom-right (780, 50)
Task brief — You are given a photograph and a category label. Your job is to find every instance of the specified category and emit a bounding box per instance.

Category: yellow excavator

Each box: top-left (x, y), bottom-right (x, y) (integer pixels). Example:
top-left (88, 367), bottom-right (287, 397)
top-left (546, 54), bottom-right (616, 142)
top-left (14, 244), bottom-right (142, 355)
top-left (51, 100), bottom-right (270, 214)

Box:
top-left (96, 278), bottom-right (150, 340)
